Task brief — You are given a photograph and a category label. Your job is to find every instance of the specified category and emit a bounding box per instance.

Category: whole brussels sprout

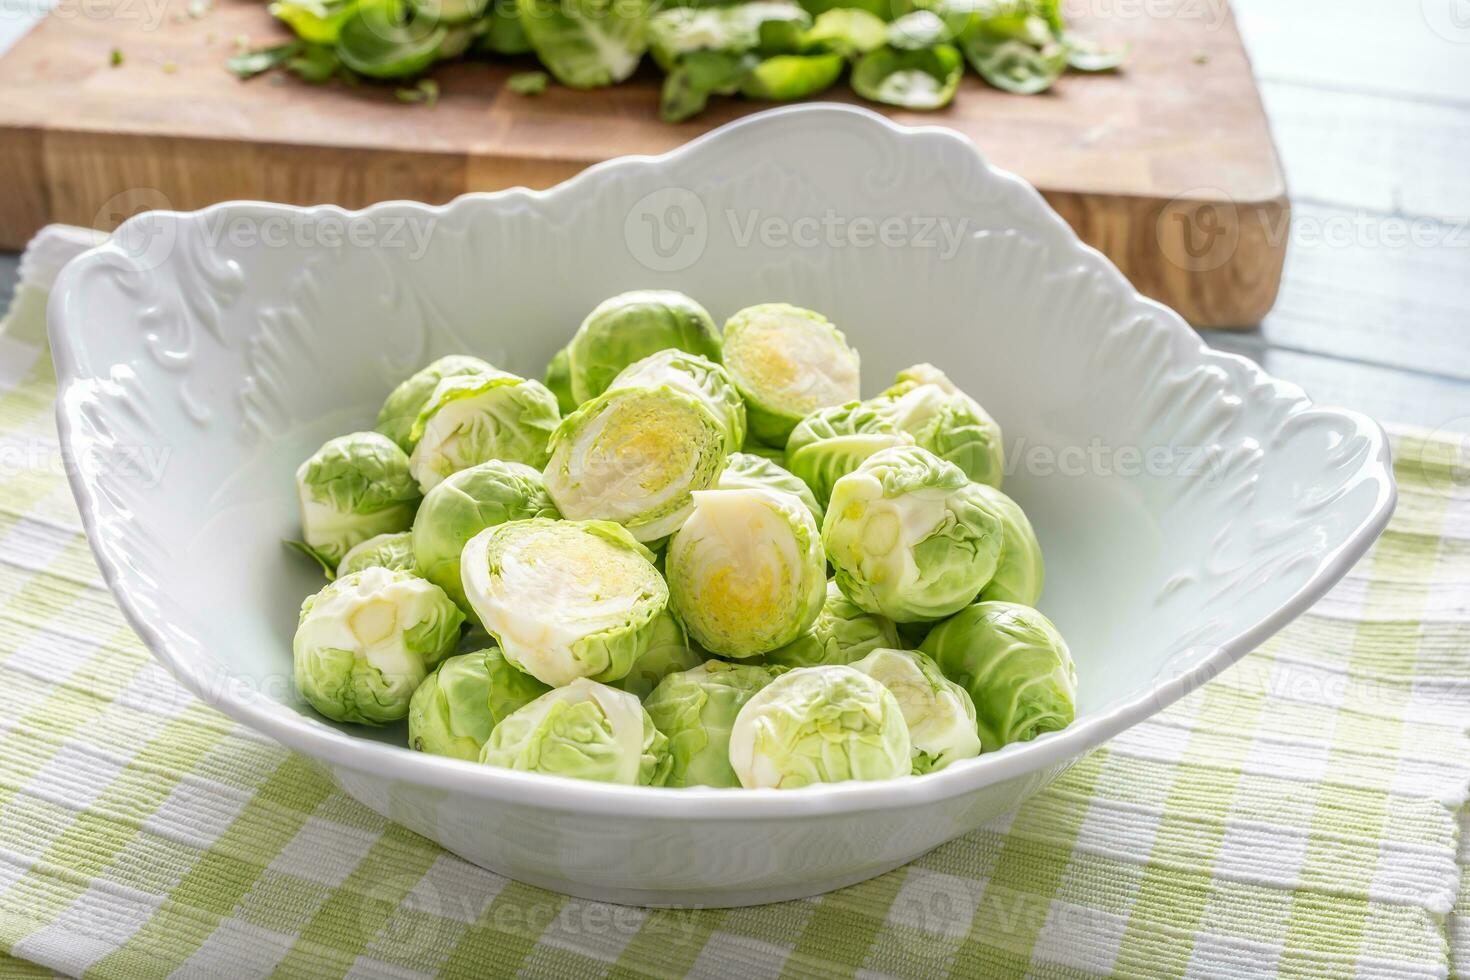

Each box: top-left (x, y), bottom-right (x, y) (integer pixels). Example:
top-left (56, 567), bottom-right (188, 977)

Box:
top-left (876, 364), bottom-right (1004, 489)
top-left (728, 665), bottom-right (911, 788)
top-left (722, 303), bottom-right (861, 446)
top-left (666, 488), bottom-right (826, 658)
top-left (920, 601), bottom-right (1076, 752)
top-left (411, 460), bottom-right (559, 613)
top-left (544, 345), bottom-right (578, 414)
top-left (337, 531), bottom-right (415, 577)
top-left (376, 354), bottom-right (494, 452)
top-left (408, 649), bottom-right (551, 761)
top-left (765, 580), bottom-right (900, 669)
top-left (971, 483), bottom-right (1043, 605)
top-left (784, 400), bottom-right (916, 507)
top-left (609, 349), bottom-right (747, 454)
top-left (823, 445), bottom-right (1004, 623)
top-left (293, 567), bottom-right (464, 725)
top-left (460, 518), bottom-right (669, 686)
top-left (408, 368), bottom-right (561, 492)
top-left (852, 647), bottom-right (980, 773)
top-left (612, 612), bottom-right (705, 700)
top-left (566, 290), bottom-right (722, 404)
top-left (296, 431), bottom-right (421, 568)
top-left (480, 678), bottom-right (671, 785)
top-left (644, 661), bottom-right (778, 787)
top-left (717, 451), bottom-right (824, 526)
top-left (518, 0), bottom-right (651, 90)
top-left (543, 384), bottom-right (729, 543)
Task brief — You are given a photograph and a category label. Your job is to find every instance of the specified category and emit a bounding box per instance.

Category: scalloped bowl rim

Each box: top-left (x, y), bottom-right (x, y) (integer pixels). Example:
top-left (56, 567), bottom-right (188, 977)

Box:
top-left (49, 103), bottom-right (1397, 821)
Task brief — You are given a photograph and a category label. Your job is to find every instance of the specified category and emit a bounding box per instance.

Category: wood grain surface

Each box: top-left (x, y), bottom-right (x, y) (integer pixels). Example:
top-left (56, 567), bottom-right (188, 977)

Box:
top-left (0, 0), bottom-right (1289, 326)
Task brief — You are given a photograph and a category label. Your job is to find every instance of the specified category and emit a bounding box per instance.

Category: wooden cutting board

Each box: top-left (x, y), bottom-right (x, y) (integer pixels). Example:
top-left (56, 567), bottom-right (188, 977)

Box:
top-left (0, 0), bottom-right (1287, 326)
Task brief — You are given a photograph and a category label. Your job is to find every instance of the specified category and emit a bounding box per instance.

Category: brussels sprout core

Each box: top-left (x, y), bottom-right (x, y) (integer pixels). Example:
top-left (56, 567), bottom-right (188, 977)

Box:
top-left (852, 648), bottom-right (981, 773)
top-left (296, 431), bottom-right (421, 568)
top-left (666, 488), bottom-right (826, 658)
top-left (460, 519), bottom-right (668, 686)
top-left (722, 304), bottom-right (861, 445)
top-left (728, 665), bottom-right (911, 788)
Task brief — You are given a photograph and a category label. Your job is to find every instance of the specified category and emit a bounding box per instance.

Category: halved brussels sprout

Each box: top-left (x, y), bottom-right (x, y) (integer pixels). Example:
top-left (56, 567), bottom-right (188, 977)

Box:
top-left (611, 611), bottom-right (704, 700)
top-left (717, 451), bottom-right (823, 526)
top-left (728, 664), bottom-right (911, 788)
top-left (296, 431), bottom-right (421, 568)
top-left (851, 43), bottom-right (963, 109)
top-left (543, 345), bottom-right (578, 414)
top-left (971, 483), bottom-right (1043, 605)
top-left (460, 518), bottom-right (668, 686)
top-left (517, 0), bottom-right (650, 89)
top-left (480, 678), bottom-right (671, 785)
top-left (408, 648), bottom-right (551, 760)
top-left (543, 384), bottom-right (729, 543)
top-left (666, 488), bottom-right (826, 658)
top-left (293, 567), bottom-right (464, 725)
top-left (920, 601), bottom-right (1075, 751)
top-left (765, 580), bottom-right (899, 668)
top-left (741, 52), bottom-right (844, 100)
top-left (609, 349), bottom-right (747, 455)
top-left (852, 647), bottom-right (980, 773)
top-left (377, 355), bottom-right (495, 453)
top-left (644, 661), bottom-right (778, 787)
top-left (722, 303), bottom-right (860, 446)
top-left (411, 459), bottom-right (559, 612)
top-left (407, 368), bottom-right (561, 492)
top-left (335, 0), bottom-right (447, 79)
top-left (648, 2), bottom-right (809, 70)
top-left (338, 531), bottom-right (416, 577)
top-left (566, 290), bottom-right (722, 404)
top-left (877, 364), bottom-right (1005, 488)
top-left (823, 445), bottom-right (1004, 622)
top-left (784, 400), bottom-right (916, 507)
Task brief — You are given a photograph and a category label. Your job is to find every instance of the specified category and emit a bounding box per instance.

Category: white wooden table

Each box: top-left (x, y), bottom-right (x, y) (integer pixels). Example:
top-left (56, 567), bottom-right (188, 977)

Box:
top-left (0, 0), bottom-right (1466, 432)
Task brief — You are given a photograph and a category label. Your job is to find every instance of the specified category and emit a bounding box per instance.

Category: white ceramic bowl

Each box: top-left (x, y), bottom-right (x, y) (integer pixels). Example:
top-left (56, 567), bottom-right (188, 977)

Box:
top-left (49, 104), bottom-right (1395, 908)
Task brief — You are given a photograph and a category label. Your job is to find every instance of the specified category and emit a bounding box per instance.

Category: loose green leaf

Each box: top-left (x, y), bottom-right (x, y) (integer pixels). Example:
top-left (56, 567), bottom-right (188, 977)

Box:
top-left (517, 0), bottom-right (650, 89)
top-left (805, 8), bottom-right (887, 57)
top-left (286, 43), bottom-right (342, 83)
top-left (336, 0), bottom-right (446, 79)
top-left (850, 42), bottom-right (963, 109)
top-left (284, 539), bottom-right (337, 580)
top-left (741, 52), bottom-right (843, 100)
top-left (966, 34), bottom-right (1066, 93)
top-left (1063, 32), bottom-right (1126, 72)
top-left (507, 70), bottom-right (549, 94)
top-left (227, 41), bottom-right (304, 79)
top-left (269, 0), bottom-right (357, 44)
top-left (887, 9), bottom-right (949, 50)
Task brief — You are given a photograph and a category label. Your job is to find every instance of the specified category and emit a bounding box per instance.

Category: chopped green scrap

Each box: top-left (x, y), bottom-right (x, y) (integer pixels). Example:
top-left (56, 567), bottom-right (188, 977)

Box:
top-left (507, 70), bottom-right (549, 95)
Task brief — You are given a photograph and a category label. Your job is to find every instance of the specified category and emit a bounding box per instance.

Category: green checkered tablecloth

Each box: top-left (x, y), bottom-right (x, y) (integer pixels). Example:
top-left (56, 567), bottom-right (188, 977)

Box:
top-left (1, 263), bottom-right (1468, 979)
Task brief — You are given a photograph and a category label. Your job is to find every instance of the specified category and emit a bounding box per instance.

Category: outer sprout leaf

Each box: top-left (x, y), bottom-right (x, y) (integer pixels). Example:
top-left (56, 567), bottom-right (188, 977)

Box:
top-left (805, 8), bottom-right (888, 57)
top-left (740, 52), bottom-right (844, 100)
top-left (966, 35), bottom-right (1066, 93)
top-left (335, 0), bottom-right (447, 79)
top-left (851, 43), bottom-right (962, 109)
top-left (517, 0), bottom-right (650, 89)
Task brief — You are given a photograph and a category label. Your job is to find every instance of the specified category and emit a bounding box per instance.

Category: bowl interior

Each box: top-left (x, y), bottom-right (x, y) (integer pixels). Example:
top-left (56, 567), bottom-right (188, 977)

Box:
top-left (51, 106), bottom-right (1392, 762)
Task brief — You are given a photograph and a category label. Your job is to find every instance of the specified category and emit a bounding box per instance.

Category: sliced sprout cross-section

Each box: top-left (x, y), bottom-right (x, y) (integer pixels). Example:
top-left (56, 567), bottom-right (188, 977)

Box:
top-left (765, 580), bottom-right (900, 669)
top-left (480, 678), bottom-right (671, 785)
top-left (722, 303), bottom-right (861, 446)
top-left (852, 647), bottom-right (981, 773)
top-left (609, 349), bottom-right (748, 454)
top-left (716, 451), bottom-right (824, 526)
top-left (296, 431), bottom-right (421, 568)
top-left (460, 518), bottom-right (668, 686)
top-left (293, 566), bottom-right (464, 725)
top-left (665, 488), bottom-right (827, 658)
top-left (407, 368), bottom-right (561, 492)
top-left (728, 664), bottom-right (912, 789)
top-left (407, 648), bottom-right (551, 761)
top-left (644, 660), bottom-right (780, 787)
top-left (566, 290), bottom-right (722, 404)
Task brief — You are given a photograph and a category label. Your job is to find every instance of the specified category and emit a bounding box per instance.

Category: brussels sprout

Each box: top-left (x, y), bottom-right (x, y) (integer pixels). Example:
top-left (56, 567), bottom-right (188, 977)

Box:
top-left (765, 580), bottom-right (899, 668)
top-left (609, 349), bottom-right (747, 454)
top-left (407, 368), bottom-right (561, 492)
top-left (648, 3), bottom-right (809, 70)
top-left (566, 291), bottom-right (722, 404)
top-left (543, 345), bottom-right (578, 414)
top-left (611, 611), bottom-right (705, 700)
top-left (338, 531), bottom-right (416, 577)
top-left (920, 601), bottom-right (1075, 751)
top-left (460, 518), bottom-right (668, 686)
top-left (728, 665), bottom-right (911, 788)
top-left (293, 567), bottom-right (464, 725)
top-left (784, 400), bottom-right (916, 507)
top-left (823, 445), bottom-right (1004, 623)
top-left (851, 43), bottom-right (963, 109)
top-left (970, 483), bottom-right (1043, 605)
top-left (517, 0), bottom-right (650, 89)
top-left (377, 355), bottom-right (496, 452)
top-left (876, 364), bottom-right (1004, 488)
top-left (741, 52), bottom-right (844, 99)
top-left (666, 488), bottom-right (826, 658)
top-left (411, 460), bottom-right (559, 612)
top-left (722, 303), bottom-right (861, 446)
top-left (644, 661), bottom-right (778, 787)
top-left (296, 432), bottom-right (421, 568)
top-left (543, 384), bottom-right (729, 543)
top-left (852, 648), bottom-right (980, 772)
top-left (335, 0), bottom-right (448, 79)
top-left (717, 451), bottom-right (823, 526)
top-left (480, 678), bottom-right (671, 785)
top-left (408, 649), bottom-right (551, 760)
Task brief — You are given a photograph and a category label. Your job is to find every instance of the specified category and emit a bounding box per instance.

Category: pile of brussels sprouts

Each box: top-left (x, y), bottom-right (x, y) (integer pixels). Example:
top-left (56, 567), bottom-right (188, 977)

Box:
top-left (234, 0), bottom-right (1122, 121)
top-left (289, 290), bottom-right (1076, 789)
